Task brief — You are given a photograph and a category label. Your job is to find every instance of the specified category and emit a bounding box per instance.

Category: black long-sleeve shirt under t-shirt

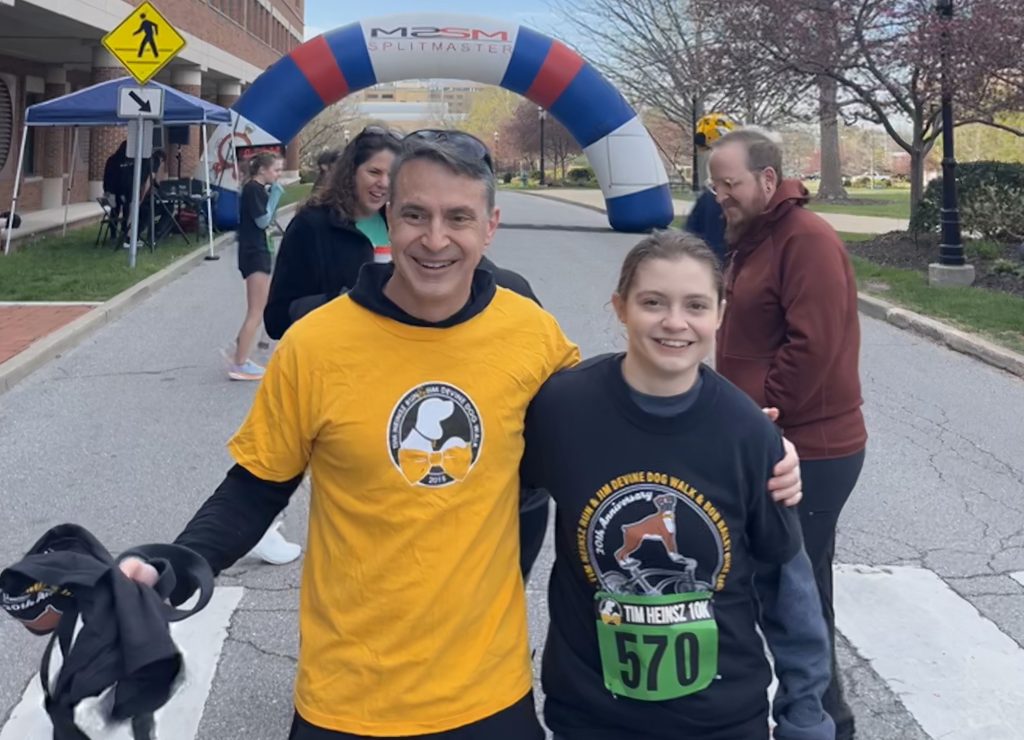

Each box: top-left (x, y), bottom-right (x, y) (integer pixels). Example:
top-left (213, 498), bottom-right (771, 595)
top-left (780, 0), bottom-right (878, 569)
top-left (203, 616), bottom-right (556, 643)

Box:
top-left (522, 355), bottom-right (810, 740)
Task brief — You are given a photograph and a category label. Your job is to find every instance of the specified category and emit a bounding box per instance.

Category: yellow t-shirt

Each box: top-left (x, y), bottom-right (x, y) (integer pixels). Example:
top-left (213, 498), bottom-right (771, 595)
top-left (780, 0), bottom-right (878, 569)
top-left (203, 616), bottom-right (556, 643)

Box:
top-left (228, 287), bottom-right (579, 735)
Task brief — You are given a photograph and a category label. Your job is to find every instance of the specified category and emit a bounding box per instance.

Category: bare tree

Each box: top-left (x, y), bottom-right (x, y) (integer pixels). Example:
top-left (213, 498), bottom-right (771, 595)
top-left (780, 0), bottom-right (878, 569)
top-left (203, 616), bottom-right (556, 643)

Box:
top-left (299, 99), bottom-right (359, 169)
top-left (501, 101), bottom-right (581, 179)
top-left (715, 0), bottom-right (1024, 215)
top-left (642, 109), bottom-right (691, 186)
top-left (550, 0), bottom-right (810, 186)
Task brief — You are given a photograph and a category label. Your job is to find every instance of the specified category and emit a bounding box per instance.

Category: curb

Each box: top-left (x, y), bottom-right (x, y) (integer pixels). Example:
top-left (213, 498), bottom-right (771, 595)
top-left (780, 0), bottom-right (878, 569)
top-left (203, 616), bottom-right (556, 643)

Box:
top-left (514, 188), bottom-right (612, 217)
top-left (856, 294), bottom-right (1024, 380)
top-left (516, 190), bottom-right (1024, 381)
top-left (0, 204), bottom-right (299, 396)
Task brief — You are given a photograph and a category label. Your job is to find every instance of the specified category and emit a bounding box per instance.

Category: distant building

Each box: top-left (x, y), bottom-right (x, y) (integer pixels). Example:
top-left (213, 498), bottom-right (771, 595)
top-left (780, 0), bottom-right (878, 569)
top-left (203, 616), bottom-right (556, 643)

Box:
top-left (350, 80), bottom-right (481, 132)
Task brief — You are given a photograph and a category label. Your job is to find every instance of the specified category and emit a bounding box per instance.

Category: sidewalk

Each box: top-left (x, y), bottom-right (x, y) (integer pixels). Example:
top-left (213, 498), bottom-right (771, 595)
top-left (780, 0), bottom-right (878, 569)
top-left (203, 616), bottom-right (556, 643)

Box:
top-left (525, 188), bottom-right (909, 234)
top-left (0, 303), bottom-right (98, 364)
top-left (1, 200), bottom-right (105, 248)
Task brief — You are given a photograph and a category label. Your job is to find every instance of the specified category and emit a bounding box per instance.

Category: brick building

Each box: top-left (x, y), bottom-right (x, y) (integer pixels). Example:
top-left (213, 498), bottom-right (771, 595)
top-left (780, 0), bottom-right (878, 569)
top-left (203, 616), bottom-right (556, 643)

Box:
top-left (0, 0), bottom-right (303, 216)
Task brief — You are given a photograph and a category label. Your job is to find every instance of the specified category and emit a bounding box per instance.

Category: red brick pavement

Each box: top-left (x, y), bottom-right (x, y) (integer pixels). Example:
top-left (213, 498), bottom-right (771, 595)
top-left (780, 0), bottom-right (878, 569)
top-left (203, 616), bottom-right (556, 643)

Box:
top-left (0, 305), bottom-right (94, 365)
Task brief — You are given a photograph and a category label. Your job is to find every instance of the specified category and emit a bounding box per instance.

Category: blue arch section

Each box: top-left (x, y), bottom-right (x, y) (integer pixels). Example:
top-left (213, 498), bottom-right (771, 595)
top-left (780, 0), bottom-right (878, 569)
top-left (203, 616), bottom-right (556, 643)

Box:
top-left (500, 27), bottom-right (551, 94)
top-left (234, 56), bottom-right (323, 144)
top-left (549, 64), bottom-right (636, 149)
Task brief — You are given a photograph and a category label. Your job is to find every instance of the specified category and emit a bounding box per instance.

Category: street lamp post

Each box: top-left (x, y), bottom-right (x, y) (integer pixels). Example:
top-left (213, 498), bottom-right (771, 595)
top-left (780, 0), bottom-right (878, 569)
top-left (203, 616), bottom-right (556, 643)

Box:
top-left (935, 0), bottom-right (965, 268)
top-left (538, 106), bottom-right (547, 186)
top-left (691, 95), bottom-right (700, 192)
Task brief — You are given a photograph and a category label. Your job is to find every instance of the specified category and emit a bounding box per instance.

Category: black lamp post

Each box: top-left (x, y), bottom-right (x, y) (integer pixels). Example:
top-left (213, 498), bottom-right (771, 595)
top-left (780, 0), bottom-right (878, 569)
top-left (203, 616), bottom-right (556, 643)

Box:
top-left (691, 95), bottom-right (700, 192)
top-left (936, 0), bottom-right (964, 266)
top-left (538, 106), bottom-right (547, 185)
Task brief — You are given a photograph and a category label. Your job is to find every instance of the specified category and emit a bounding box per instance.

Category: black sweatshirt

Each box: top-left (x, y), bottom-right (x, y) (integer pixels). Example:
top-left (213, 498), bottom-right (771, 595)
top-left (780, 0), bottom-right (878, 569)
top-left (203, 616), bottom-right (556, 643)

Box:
top-left (521, 355), bottom-right (830, 740)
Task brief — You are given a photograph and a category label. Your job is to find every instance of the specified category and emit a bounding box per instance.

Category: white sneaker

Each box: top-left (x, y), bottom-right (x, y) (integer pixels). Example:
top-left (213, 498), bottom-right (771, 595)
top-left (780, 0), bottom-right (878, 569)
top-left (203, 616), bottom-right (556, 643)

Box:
top-left (248, 522), bottom-right (301, 565)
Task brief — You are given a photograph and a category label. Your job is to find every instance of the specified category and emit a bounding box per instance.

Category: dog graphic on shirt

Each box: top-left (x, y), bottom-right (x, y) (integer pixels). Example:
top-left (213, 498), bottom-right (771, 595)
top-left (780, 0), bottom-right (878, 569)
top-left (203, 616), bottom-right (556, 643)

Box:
top-left (615, 494), bottom-right (696, 568)
top-left (398, 398), bottom-right (471, 483)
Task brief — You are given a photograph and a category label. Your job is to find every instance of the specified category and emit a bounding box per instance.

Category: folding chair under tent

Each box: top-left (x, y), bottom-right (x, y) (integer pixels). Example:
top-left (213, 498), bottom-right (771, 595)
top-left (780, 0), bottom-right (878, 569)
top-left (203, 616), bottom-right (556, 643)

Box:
top-left (3, 76), bottom-right (232, 265)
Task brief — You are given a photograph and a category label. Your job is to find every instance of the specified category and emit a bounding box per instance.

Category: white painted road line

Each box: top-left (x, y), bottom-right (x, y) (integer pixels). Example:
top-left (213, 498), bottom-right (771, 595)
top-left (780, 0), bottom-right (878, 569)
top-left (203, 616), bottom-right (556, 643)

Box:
top-left (836, 564), bottom-right (1024, 740)
top-left (1010, 571), bottom-right (1024, 589)
top-left (1, 587), bottom-right (243, 740)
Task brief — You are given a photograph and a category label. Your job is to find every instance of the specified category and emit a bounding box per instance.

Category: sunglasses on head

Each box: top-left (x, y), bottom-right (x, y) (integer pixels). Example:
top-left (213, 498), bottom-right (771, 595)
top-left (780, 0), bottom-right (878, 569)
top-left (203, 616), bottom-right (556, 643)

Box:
top-left (355, 125), bottom-right (404, 141)
top-left (404, 129), bottom-right (494, 172)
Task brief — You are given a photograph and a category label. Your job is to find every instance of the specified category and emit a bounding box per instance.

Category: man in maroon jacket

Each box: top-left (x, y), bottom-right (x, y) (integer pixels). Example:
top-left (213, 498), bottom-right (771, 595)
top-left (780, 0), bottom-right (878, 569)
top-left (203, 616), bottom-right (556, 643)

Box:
top-left (709, 128), bottom-right (868, 740)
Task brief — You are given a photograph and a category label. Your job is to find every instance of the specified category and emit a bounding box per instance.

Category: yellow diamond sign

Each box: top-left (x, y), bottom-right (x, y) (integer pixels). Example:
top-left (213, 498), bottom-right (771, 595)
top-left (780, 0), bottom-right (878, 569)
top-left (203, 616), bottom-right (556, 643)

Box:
top-left (102, 1), bottom-right (186, 85)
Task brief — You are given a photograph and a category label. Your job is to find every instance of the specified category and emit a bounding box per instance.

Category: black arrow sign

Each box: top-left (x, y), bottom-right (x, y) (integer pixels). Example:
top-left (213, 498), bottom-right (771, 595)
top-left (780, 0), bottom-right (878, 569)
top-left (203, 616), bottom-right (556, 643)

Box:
top-left (128, 91), bottom-right (152, 113)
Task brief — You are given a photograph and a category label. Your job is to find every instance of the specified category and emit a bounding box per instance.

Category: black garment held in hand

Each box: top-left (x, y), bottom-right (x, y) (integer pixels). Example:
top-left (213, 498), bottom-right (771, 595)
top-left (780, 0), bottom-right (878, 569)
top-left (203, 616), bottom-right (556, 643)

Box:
top-left (0, 524), bottom-right (214, 740)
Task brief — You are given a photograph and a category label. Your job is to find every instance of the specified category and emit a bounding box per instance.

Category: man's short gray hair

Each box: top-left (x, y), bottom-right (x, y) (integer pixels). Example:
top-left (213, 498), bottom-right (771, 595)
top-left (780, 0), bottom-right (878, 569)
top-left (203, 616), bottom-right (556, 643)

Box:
top-left (712, 128), bottom-right (784, 181)
top-left (389, 137), bottom-right (496, 212)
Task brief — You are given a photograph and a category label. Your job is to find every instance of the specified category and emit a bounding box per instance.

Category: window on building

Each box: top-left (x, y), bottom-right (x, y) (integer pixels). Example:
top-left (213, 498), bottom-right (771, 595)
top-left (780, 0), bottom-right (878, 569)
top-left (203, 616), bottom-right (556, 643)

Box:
top-left (22, 92), bottom-right (42, 176)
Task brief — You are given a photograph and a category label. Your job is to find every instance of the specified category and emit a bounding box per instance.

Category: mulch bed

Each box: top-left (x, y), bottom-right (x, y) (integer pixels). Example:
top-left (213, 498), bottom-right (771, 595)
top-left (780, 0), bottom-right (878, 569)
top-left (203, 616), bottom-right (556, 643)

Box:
top-left (845, 231), bottom-right (1024, 298)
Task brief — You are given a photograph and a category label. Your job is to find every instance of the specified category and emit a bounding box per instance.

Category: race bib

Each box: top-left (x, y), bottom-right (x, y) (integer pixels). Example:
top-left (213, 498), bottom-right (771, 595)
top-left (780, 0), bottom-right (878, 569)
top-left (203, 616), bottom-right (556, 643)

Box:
top-left (594, 590), bottom-right (718, 701)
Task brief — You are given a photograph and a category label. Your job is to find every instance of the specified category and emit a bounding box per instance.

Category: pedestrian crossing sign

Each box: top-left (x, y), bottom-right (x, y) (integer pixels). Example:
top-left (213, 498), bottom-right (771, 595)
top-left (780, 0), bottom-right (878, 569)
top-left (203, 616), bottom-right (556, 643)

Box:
top-left (101, 1), bottom-right (187, 85)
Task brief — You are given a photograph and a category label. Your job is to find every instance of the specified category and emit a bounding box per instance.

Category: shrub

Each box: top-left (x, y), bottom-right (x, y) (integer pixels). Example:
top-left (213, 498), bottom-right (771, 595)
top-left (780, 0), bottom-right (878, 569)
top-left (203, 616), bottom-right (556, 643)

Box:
top-left (566, 166), bottom-right (595, 184)
top-left (966, 240), bottom-right (1002, 261)
top-left (991, 258), bottom-right (1024, 279)
top-left (911, 161), bottom-right (1024, 241)
top-left (502, 172), bottom-right (513, 184)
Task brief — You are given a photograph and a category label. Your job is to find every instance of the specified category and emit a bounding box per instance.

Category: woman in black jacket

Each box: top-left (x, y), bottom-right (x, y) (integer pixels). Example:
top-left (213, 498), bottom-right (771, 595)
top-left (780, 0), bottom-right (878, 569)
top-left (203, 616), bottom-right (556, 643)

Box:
top-left (265, 127), bottom-right (402, 339)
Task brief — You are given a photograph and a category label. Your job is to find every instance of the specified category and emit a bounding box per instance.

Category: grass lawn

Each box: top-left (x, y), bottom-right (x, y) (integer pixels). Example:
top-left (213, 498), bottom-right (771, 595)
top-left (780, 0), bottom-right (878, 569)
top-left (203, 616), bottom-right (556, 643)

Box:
top-left (836, 232), bottom-right (1024, 354)
top-left (0, 182), bottom-right (312, 303)
top-left (807, 189), bottom-right (911, 220)
top-left (850, 255), bottom-right (1024, 353)
top-left (0, 228), bottom-right (203, 302)
top-left (280, 182), bottom-right (313, 207)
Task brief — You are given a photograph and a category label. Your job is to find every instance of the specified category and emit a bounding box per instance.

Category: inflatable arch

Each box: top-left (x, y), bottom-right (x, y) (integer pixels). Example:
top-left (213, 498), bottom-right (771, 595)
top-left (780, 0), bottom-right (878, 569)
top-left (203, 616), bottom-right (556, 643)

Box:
top-left (205, 13), bottom-right (673, 233)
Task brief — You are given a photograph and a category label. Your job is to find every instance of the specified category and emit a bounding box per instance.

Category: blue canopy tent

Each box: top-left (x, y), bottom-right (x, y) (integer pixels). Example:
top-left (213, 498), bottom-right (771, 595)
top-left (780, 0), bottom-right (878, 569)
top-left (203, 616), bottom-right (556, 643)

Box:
top-left (4, 77), bottom-right (232, 263)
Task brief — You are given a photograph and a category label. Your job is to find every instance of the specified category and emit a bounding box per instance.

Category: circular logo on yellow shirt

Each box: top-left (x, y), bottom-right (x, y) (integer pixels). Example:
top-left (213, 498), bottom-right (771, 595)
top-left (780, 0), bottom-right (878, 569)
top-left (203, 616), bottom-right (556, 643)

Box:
top-left (387, 382), bottom-right (483, 487)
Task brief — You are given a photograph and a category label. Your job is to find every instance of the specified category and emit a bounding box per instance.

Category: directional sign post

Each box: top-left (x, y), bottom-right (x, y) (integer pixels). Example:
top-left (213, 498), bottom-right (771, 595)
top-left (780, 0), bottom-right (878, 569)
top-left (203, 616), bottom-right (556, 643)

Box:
top-left (118, 87), bottom-right (164, 119)
top-left (102, 1), bottom-right (186, 85)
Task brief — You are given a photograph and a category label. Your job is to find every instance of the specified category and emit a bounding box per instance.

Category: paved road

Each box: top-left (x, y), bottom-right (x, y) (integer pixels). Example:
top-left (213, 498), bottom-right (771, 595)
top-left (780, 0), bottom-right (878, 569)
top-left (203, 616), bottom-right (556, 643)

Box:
top-left (2, 192), bottom-right (1022, 739)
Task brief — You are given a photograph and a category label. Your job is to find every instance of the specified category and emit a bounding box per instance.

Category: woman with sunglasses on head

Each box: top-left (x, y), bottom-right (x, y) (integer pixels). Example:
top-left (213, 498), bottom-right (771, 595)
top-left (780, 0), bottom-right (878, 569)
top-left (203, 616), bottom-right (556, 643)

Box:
top-left (523, 231), bottom-right (834, 740)
top-left (265, 126), bottom-right (403, 339)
